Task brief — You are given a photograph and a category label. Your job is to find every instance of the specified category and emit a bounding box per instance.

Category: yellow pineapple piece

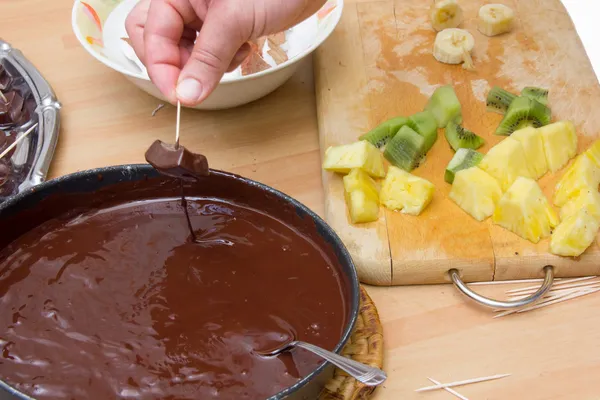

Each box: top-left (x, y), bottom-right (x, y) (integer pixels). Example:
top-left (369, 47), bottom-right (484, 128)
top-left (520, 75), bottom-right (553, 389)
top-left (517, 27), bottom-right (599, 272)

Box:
top-left (550, 206), bottom-right (600, 257)
top-left (449, 167), bottom-right (502, 221)
top-left (539, 121), bottom-right (578, 173)
top-left (585, 139), bottom-right (600, 168)
top-left (323, 140), bottom-right (386, 178)
top-left (510, 126), bottom-right (548, 179)
top-left (380, 166), bottom-right (434, 216)
top-left (492, 177), bottom-right (559, 243)
top-left (478, 137), bottom-right (534, 191)
top-left (554, 154), bottom-right (600, 207)
top-left (560, 189), bottom-right (600, 221)
top-left (343, 169), bottom-right (380, 224)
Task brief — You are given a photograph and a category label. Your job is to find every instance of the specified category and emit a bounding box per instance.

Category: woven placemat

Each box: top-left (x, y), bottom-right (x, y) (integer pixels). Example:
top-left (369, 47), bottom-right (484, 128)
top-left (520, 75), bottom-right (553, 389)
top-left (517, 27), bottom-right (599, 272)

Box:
top-left (319, 286), bottom-right (384, 400)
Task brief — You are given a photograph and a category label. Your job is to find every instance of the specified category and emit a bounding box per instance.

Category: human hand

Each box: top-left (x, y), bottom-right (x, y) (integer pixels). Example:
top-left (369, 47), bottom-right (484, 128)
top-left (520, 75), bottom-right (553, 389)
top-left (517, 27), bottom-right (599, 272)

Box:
top-left (126, 0), bottom-right (326, 106)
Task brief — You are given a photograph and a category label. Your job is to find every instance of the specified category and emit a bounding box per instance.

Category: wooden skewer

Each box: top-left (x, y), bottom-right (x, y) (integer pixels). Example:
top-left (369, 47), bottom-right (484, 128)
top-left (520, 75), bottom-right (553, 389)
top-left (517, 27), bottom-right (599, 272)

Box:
top-left (416, 373), bottom-right (511, 392)
top-left (506, 276), bottom-right (598, 294)
top-left (494, 287), bottom-right (600, 318)
top-left (0, 123), bottom-right (38, 160)
top-left (426, 377), bottom-right (469, 400)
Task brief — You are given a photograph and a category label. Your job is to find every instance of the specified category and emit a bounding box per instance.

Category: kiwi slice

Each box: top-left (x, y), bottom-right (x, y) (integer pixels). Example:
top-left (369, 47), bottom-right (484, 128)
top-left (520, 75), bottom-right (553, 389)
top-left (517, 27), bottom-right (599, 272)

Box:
top-left (444, 121), bottom-right (485, 151)
top-left (521, 86), bottom-right (549, 106)
top-left (445, 148), bottom-right (484, 184)
top-left (360, 116), bottom-right (408, 148)
top-left (486, 86), bottom-right (517, 114)
top-left (495, 96), bottom-right (552, 135)
top-left (407, 110), bottom-right (438, 153)
top-left (384, 125), bottom-right (426, 171)
top-left (425, 85), bottom-right (462, 128)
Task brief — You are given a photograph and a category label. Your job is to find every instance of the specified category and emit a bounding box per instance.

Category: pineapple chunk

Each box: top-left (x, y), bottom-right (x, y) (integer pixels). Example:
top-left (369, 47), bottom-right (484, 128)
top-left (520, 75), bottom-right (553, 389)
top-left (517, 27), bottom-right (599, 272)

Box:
top-left (560, 189), bottom-right (600, 221)
top-left (554, 154), bottom-right (600, 206)
top-left (343, 168), bottom-right (380, 198)
top-left (492, 177), bottom-right (559, 243)
top-left (510, 127), bottom-right (548, 179)
top-left (585, 139), bottom-right (600, 168)
top-left (343, 169), bottom-right (380, 224)
top-left (539, 121), bottom-right (578, 173)
top-left (323, 140), bottom-right (386, 178)
top-left (380, 166), bottom-right (434, 216)
top-left (478, 137), bottom-right (534, 191)
top-left (449, 167), bottom-right (503, 221)
top-left (550, 206), bottom-right (600, 257)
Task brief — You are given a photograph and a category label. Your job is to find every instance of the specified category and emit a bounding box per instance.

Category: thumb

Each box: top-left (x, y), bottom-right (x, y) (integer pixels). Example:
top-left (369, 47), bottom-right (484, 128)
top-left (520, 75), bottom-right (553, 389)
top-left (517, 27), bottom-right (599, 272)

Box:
top-left (176, 11), bottom-right (247, 106)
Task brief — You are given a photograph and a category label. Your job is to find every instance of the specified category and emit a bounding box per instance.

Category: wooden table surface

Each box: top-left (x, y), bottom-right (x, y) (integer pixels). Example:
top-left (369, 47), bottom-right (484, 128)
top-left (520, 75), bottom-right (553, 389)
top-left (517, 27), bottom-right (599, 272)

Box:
top-left (3, 1), bottom-right (600, 399)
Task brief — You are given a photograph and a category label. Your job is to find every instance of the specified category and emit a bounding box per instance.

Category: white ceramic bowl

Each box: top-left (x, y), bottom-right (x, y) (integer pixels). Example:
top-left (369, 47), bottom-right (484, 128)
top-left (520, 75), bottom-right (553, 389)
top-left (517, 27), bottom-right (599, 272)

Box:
top-left (71, 0), bottom-right (343, 110)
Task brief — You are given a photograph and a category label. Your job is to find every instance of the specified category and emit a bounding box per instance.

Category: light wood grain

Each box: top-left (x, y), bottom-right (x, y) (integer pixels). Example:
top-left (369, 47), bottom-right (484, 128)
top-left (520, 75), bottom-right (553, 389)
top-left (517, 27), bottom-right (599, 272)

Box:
top-left (315, 0), bottom-right (600, 285)
top-left (5, 1), bottom-right (600, 399)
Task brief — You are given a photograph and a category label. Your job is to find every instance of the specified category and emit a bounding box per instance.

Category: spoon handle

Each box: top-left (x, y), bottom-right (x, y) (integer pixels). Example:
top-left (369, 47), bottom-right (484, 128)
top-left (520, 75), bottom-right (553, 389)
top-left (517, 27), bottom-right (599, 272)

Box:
top-left (294, 341), bottom-right (387, 386)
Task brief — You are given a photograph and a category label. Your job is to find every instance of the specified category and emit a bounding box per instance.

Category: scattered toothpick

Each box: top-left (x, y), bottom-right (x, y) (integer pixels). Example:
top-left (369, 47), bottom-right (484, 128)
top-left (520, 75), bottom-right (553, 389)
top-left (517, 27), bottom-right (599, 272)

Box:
top-left (469, 275), bottom-right (597, 286)
top-left (491, 276), bottom-right (600, 318)
top-left (416, 373), bottom-right (511, 393)
top-left (426, 377), bottom-right (469, 400)
top-left (151, 103), bottom-right (165, 117)
top-left (0, 123), bottom-right (37, 160)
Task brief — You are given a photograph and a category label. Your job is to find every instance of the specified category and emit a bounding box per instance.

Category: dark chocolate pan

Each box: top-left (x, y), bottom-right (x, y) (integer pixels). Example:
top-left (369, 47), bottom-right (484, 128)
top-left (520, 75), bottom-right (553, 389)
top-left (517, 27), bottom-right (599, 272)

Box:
top-left (0, 164), bottom-right (360, 400)
top-left (0, 39), bottom-right (61, 201)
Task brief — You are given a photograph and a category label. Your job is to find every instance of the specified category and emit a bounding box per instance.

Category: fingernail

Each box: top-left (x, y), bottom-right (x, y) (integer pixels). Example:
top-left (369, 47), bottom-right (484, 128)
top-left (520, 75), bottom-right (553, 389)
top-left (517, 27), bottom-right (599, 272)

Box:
top-left (176, 78), bottom-right (203, 103)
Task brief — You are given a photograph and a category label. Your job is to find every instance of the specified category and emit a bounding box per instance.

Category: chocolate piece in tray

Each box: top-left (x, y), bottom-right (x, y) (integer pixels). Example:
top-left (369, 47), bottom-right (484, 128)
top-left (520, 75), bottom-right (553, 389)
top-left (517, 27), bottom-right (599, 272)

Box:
top-left (0, 64), bottom-right (11, 91)
top-left (145, 139), bottom-right (209, 182)
top-left (0, 162), bottom-right (10, 187)
top-left (0, 91), bottom-right (26, 126)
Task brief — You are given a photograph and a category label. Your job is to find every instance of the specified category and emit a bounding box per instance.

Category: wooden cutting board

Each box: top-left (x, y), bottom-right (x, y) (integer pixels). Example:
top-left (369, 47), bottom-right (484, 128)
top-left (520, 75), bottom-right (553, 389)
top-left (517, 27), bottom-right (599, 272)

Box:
top-left (315, 0), bottom-right (600, 286)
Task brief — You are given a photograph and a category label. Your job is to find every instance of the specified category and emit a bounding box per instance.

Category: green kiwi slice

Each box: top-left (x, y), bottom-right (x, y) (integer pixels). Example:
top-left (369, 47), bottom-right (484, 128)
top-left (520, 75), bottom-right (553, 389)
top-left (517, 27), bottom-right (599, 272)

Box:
top-left (360, 116), bottom-right (408, 148)
top-left (495, 96), bottom-right (552, 135)
top-left (444, 121), bottom-right (485, 152)
top-left (424, 85), bottom-right (462, 128)
top-left (407, 110), bottom-right (438, 153)
top-left (445, 148), bottom-right (484, 184)
top-left (486, 86), bottom-right (517, 114)
top-left (521, 86), bottom-right (549, 106)
top-left (384, 125), bottom-right (426, 171)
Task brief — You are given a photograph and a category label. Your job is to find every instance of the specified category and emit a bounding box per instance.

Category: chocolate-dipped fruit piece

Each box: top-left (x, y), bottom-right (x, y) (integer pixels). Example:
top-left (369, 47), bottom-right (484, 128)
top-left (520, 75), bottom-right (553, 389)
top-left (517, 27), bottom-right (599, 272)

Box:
top-left (0, 91), bottom-right (25, 126)
top-left (145, 139), bottom-right (209, 182)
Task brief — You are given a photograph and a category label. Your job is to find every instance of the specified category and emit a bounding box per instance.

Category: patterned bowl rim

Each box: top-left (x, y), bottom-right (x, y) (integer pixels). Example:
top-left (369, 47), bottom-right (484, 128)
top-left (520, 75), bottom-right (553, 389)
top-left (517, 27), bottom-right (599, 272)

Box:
top-left (71, 0), bottom-right (344, 85)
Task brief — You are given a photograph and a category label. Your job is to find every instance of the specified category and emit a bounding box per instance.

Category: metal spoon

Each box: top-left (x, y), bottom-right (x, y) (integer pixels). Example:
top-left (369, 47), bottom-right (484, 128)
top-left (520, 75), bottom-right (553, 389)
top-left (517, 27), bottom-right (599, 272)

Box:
top-left (258, 340), bottom-right (387, 386)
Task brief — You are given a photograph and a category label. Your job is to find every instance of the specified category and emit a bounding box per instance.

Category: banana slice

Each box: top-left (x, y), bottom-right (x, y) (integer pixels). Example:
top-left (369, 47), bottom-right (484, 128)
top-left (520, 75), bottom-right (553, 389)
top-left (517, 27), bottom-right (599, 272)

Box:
top-left (477, 4), bottom-right (515, 37)
top-left (430, 0), bottom-right (463, 32)
top-left (433, 28), bottom-right (475, 70)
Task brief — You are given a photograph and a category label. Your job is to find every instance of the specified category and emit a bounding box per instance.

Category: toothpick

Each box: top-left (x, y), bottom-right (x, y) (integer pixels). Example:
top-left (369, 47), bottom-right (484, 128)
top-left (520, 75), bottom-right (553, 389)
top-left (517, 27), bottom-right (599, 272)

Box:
top-left (175, 100), bottom-right (181, 148)
top-left (494, 287), bottom-right (600, 318)
top-left (468, 276), bottom-right (587, 286)
top-left (503, 285), bottom-right (596, 304)
top-left (416, 373), bottom-right (510, 392)
top-left (426, 377), bottom-right (469, 400)
top-left (0, 91), bottom-right (6, 103)
top-left (508, 281), bottom-right (600, 299)
top-left (0, 123), bottom-right (37, 160)
top-left (506, 276), bottom-right (598, 294)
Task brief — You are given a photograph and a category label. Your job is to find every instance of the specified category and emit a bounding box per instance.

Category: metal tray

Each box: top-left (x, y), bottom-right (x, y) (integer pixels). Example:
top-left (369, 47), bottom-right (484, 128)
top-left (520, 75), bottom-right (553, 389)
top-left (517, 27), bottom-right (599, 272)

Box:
top-left (0, 39), bottom-right (61, 201)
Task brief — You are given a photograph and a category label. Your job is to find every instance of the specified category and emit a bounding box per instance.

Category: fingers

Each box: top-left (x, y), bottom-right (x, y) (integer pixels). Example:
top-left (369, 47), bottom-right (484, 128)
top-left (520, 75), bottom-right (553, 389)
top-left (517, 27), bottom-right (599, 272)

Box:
top-left (124, 0), bottom-right (151, 65)
top-left (176, 4), bottom-right (247, 105)
top-left (143, 0), bottom-right (199, 102)
top-left (226, 43), bottom-right (252, 73)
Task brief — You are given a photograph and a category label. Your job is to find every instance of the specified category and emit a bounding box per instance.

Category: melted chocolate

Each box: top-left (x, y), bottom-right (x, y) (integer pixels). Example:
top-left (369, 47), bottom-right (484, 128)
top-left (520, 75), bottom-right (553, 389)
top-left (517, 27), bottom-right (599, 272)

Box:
top-left (145, 140), bottom-right (209, 182)
top-left (0, 195), bottom-right (348, 399)
top-left (0, 91), bottom-right (25, 126)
